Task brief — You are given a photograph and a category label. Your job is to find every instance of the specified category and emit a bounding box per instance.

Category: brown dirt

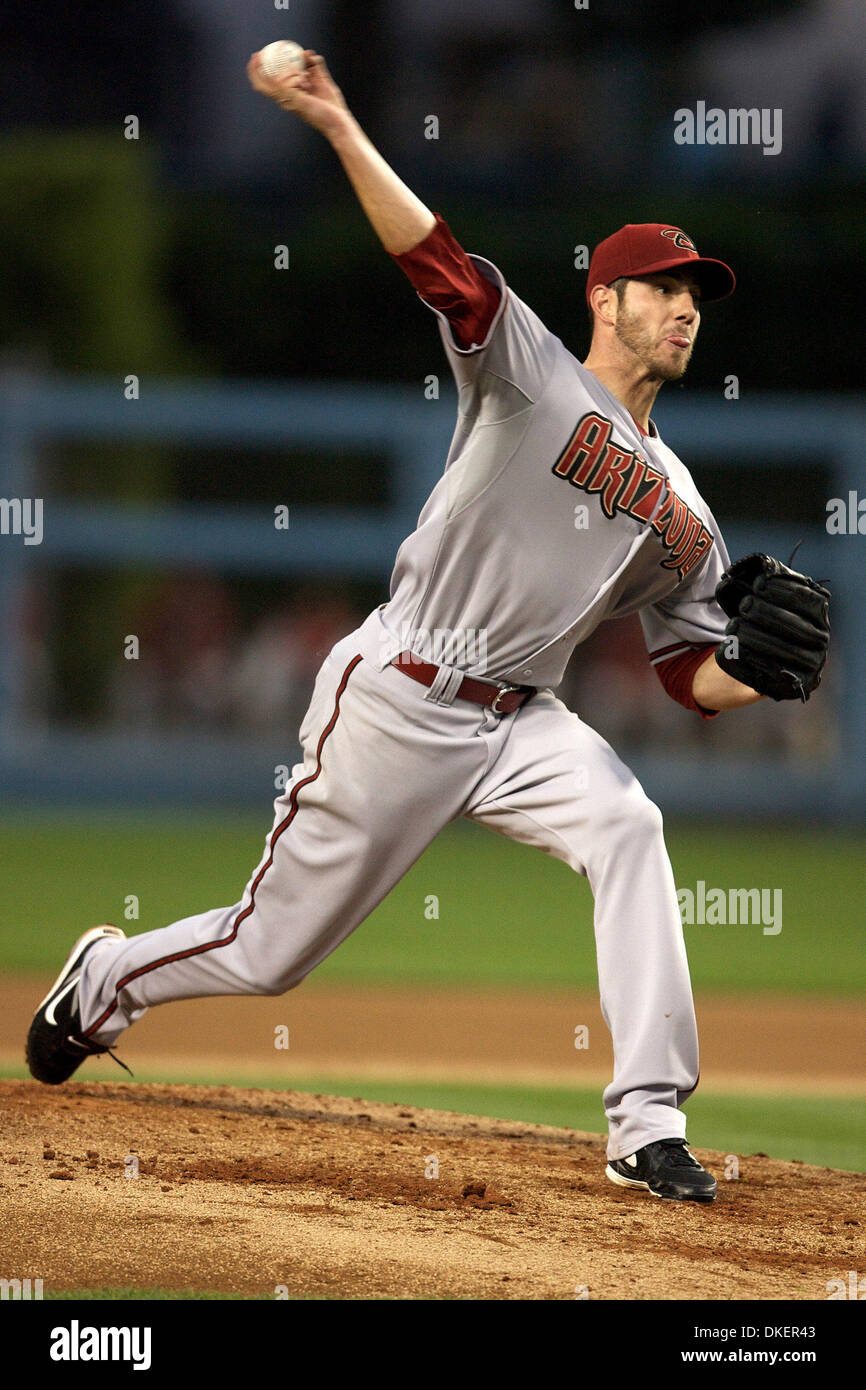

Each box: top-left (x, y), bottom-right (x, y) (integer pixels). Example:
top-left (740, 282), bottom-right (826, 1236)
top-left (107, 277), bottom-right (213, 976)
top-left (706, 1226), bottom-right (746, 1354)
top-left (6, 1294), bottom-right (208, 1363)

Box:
top-left (2, 981), bottom-right (864, 1094)
top-left (1, 1079), bottom-right (864, 1300)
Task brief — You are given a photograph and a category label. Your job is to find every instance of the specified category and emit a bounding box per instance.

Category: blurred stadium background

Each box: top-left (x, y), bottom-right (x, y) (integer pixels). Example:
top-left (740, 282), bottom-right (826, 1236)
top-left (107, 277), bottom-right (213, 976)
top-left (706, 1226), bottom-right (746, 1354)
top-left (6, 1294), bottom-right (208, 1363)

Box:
top-left (0, 2), bottom-right (863, 1172)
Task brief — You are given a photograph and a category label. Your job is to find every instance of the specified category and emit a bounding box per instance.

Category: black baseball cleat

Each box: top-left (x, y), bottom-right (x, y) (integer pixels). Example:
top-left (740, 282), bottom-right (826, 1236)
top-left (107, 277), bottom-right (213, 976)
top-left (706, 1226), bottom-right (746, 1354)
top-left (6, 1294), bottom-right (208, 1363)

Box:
top-left (26, 926), bottom-right (132, 1084)
top-left (606, 1138), bottom-right (717, 1203)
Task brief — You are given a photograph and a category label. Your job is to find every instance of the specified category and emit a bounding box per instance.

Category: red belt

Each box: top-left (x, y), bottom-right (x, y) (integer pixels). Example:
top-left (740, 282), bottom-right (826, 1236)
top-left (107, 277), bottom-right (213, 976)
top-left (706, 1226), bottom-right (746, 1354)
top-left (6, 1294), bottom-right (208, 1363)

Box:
top-left (391, 651), bottom-right (536, 715)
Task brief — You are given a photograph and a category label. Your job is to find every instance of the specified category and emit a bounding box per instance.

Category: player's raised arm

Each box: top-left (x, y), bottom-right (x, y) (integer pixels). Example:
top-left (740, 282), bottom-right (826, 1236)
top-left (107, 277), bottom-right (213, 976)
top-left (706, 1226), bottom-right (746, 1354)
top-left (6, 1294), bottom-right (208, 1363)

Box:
top-left (247, 47), bottom-right (436, 255)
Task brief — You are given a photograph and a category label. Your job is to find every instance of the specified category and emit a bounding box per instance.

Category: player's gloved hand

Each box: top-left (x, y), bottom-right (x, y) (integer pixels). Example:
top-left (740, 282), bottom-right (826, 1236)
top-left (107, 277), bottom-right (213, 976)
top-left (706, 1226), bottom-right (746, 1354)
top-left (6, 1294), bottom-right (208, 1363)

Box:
top-left (713, 553), bottom-right (830, 702)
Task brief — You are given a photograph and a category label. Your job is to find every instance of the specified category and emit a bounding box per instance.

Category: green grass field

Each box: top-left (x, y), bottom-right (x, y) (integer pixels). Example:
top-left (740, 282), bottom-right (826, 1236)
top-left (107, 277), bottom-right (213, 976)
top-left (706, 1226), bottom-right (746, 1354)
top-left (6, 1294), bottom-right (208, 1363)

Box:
top-left (0, 810), bottom-right (863, 992)
top-left (2, 811), bottom-right (863, 1174)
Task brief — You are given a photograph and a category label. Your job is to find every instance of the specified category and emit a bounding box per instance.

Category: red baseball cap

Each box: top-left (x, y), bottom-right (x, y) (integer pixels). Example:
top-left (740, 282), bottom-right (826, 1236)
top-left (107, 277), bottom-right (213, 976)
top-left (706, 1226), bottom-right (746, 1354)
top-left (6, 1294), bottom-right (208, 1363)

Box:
top-left (586, 224), bottom-right (735, 306)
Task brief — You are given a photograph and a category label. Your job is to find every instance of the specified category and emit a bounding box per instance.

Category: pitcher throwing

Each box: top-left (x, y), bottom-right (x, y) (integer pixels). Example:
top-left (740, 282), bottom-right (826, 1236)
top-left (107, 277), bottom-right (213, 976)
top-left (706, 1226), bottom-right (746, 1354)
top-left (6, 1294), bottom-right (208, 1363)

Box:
top-left (27, 47), bottom-right (830, 1203)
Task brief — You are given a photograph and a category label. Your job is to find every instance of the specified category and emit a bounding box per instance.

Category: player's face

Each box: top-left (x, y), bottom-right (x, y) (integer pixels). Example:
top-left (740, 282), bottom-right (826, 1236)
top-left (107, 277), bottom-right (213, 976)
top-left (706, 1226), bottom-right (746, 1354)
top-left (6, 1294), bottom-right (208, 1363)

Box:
top-left (613, 274), bottom-right (701, 382)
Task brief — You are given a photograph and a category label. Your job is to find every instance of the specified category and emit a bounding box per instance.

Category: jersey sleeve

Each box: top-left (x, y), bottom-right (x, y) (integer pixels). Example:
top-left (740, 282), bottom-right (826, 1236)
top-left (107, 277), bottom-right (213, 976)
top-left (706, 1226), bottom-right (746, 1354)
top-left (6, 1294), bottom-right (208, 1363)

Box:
top-left (640, 512), bottom-right (731, 718)
top-left (388, 213), bottom-right (502, 351)
top-left (389, 212), bottom-right (559, 405)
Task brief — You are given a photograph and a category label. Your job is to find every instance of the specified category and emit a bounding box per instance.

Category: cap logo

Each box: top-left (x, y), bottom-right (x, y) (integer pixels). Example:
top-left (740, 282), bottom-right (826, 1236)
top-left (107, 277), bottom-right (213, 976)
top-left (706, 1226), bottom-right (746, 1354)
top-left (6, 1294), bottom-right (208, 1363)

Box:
top-left (661, 228), bottom-right (697, 252)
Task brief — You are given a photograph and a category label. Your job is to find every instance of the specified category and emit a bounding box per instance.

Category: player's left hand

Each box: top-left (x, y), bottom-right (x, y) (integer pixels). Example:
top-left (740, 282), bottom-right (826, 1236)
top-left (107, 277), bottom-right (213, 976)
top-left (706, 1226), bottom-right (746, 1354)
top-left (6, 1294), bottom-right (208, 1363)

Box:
top-left (713, 552), bottom-right (830, 702)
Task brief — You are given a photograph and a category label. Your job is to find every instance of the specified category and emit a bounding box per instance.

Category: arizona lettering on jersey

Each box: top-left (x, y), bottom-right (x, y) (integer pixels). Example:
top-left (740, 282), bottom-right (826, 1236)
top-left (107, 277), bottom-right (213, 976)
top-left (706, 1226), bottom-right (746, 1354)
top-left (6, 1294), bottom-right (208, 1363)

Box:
top-left (552, 411), bottom-right (715, 578)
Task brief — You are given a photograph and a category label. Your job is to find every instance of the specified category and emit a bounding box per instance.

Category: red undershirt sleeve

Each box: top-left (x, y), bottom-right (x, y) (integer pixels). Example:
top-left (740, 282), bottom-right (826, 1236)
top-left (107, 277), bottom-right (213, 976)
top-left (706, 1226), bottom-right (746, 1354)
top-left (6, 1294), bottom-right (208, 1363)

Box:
top-left (653, 643), bottom-right (720, 719)
top-left (388, 213), bottom-right (502, 350)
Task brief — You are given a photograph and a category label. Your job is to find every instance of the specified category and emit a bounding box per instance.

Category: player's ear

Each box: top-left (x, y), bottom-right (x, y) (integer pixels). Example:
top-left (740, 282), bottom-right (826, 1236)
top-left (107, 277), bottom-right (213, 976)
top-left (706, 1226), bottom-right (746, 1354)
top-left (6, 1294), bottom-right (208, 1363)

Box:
top-left (590, 283), bottom-right (617, 330)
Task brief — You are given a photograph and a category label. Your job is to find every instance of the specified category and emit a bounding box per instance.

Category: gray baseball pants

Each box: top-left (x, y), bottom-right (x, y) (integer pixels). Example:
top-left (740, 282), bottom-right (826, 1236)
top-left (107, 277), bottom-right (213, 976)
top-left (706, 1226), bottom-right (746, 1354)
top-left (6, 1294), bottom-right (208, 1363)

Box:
top-left (78, 609), bottom-right (700, 1159)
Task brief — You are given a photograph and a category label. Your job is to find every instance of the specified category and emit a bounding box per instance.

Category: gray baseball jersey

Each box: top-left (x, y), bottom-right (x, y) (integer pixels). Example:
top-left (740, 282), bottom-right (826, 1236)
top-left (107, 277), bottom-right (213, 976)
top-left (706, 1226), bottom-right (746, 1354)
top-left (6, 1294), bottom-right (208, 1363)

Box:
top-left (380, 254), bottom-right (730, 685)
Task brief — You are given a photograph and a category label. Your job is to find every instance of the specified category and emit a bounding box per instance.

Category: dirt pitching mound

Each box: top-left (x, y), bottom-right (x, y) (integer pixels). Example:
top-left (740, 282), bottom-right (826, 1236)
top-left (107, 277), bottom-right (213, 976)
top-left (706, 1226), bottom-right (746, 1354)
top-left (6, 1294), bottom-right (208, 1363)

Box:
top-left (1, 1080), bottom-right (862, 1300)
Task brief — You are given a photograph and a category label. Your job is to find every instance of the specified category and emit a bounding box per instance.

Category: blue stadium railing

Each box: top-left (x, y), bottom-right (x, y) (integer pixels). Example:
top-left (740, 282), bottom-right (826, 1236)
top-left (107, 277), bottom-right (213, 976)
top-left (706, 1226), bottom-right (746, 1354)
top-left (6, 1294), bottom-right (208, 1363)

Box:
top-left (0, 374), bottom-right (862, 818)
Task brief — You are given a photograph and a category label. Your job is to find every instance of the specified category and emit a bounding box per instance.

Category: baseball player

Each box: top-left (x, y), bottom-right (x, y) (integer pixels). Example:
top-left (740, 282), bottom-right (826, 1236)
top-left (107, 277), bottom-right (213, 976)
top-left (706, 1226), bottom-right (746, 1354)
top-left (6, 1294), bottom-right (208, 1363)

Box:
top-left (27, 50), bottom-right (830, 1203)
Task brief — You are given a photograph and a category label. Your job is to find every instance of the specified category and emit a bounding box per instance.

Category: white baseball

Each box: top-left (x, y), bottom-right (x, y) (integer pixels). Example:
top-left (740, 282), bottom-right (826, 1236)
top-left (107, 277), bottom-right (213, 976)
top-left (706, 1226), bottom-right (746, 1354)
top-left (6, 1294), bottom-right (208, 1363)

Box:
top-left (259, 41), bottom-right (306, 81)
